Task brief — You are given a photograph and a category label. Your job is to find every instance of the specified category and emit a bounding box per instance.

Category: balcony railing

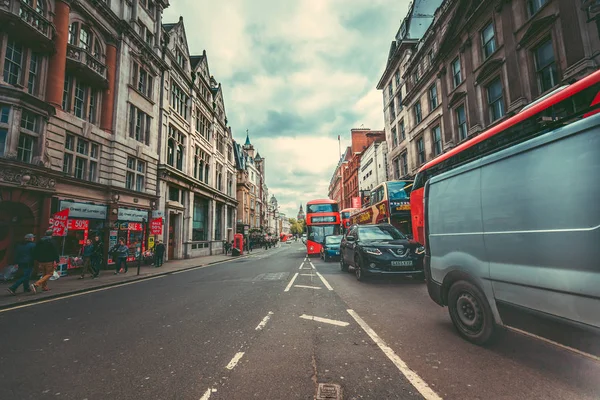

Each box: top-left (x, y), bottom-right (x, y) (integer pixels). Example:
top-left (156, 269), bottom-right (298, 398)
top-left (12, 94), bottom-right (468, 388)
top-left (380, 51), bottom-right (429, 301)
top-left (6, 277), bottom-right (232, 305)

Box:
top-left (0, 0), bottom-right (54, 44)
top-left (66, 44), bottom-right (108, 84)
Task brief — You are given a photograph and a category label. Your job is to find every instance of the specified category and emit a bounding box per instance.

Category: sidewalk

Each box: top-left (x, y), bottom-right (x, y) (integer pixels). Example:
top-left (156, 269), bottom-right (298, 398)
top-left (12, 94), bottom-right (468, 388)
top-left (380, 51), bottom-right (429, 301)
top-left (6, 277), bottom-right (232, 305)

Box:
top-left (0, 246), bottom-right (273, 310)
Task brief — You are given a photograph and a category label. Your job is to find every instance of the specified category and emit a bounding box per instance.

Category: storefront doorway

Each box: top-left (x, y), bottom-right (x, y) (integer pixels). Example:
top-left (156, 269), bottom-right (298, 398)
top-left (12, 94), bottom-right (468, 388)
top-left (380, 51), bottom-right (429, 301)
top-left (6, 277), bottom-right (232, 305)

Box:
top-left (168, 213), bottom-right (179, 260)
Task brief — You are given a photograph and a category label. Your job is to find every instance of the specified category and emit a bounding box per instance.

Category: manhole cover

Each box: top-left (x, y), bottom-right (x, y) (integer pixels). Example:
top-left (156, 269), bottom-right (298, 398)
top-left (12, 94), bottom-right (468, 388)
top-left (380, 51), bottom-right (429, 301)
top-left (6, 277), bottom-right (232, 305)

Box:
top-left (316, 383), bottom-right (342, 399)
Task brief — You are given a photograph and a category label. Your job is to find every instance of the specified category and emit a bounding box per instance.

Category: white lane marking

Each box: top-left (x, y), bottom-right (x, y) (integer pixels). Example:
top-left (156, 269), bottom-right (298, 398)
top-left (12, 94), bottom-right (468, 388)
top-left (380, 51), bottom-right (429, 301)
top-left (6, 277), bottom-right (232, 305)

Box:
top-left (299, 314), bottom-right (349, 327)
top-left (255, 311), bottom-right (274, 331)
top-left (300, 274), bottom-right (315, 277)
top-left (315, 272), bottom-right (333, 291)
top-left (225, 352), bottom-right (245, 370)
top-left (505, 326), bottom-right (600, 363)
top-left (347, 309), bottom-right (442, 400)
top-left (284, 273), bottom-right (299, 292)
top-left (199, 388), bottom-right (217, 400)
top-left (294, 285), bottom-right (322, 290)
top-left (310, 262), bottom-right (316, 270)
top-left (0, 276), bottom-right (166, 314)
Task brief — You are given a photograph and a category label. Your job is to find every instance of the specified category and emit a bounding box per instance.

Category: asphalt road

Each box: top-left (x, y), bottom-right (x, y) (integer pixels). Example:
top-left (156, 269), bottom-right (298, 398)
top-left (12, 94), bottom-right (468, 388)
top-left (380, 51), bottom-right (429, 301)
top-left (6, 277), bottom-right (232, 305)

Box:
top-left (0, 241), bottom-right (598, 400)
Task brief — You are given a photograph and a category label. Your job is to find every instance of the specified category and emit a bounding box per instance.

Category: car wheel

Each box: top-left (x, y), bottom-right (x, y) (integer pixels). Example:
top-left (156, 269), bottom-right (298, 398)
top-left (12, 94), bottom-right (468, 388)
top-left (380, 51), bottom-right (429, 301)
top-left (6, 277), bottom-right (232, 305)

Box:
top-left (447, 280), bottom-right (496, 345)
top-left (354, 255), bottom-right (366, 281)
top-left (340, 256), bottom-right (348, 272)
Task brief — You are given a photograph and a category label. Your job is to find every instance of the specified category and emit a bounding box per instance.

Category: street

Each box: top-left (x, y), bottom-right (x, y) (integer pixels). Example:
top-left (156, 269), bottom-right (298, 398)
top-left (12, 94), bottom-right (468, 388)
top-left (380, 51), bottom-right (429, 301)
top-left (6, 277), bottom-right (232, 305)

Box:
top-left (1, 241), bottom-right (598, 400)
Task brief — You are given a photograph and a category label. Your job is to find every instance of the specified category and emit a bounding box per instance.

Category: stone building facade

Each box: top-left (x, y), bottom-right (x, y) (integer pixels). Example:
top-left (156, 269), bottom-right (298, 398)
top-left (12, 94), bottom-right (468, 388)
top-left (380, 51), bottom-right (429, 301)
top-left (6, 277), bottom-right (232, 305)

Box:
top-left (0, 0), bottom-right (169, 270)
top-left (379, 0), bottom-right (600, 180)
top-left (156, 17), bottom-right (237, 260)
top-left (358, 141), bottom-right (389, 192)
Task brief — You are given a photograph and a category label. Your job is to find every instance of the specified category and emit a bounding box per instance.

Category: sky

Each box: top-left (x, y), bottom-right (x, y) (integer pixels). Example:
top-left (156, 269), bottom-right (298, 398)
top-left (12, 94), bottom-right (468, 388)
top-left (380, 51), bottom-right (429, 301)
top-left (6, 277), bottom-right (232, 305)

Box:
top-left (164, 0), bottom-right (411, 218)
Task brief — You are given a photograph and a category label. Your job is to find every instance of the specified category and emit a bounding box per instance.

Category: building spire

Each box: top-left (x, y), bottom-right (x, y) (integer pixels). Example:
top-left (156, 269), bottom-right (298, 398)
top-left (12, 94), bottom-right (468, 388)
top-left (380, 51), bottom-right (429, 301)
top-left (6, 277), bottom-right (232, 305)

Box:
top-left (244, 129), bottom-right (251, 146)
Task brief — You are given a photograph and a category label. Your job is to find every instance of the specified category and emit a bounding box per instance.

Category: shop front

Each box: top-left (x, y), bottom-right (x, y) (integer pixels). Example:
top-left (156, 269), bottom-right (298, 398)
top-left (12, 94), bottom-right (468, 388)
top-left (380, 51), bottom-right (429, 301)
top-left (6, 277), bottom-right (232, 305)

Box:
top-left (108, 208), bottom-right (150, 264)
top-left (57, 200), bottom-right (108, 270)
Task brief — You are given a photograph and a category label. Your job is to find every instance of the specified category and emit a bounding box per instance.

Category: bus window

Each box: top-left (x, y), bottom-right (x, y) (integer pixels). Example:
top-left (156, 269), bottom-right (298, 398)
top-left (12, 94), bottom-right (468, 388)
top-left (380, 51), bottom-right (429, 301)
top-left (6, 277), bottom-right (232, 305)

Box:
top-left (387, 181), bottom-right (412, 200)
top-left (307, 203), bottom-right (339, 213)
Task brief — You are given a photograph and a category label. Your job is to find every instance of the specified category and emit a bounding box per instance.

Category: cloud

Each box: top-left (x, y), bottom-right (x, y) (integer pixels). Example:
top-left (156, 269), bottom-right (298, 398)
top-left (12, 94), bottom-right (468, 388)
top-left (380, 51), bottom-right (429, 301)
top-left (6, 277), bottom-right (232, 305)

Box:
top-left (164, 0), bottom-right (412, 217)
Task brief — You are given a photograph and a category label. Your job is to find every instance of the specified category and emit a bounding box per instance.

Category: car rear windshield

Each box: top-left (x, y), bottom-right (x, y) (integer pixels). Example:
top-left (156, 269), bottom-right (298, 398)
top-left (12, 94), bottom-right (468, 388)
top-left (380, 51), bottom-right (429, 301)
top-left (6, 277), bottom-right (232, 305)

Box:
top-left (359, 225), bottom-right (405, 241)
top-left (325, 236), bottom-right (342, 245)
top-left (307, 203), bottom-right (339, 213)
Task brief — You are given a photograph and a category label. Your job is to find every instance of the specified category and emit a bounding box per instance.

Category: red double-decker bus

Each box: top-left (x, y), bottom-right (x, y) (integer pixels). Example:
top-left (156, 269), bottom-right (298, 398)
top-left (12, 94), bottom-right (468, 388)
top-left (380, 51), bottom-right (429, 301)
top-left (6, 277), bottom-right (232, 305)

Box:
top-left (305, 199), bottom-right (341, 256)
top-left (340, 208), bottom-right (360, 230)
top-left (350, 181), bottom-right (413, 235)
top-left (410, 69), bottom-right (600, 245)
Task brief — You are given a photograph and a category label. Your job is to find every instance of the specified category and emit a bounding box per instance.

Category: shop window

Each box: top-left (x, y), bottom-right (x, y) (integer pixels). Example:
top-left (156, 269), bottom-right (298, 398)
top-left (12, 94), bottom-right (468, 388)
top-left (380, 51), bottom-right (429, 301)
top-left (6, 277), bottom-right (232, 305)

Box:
top-left (192, 196), bottom-right (209, 241)
top-left (126, 156), bottom-right (145, 192)
top-left (17, 133), bottom-right (35, 163)
top-left (129, 105), bottom-right (151, 145)
top-left (63, 134), bottom-right (100, 181)
top-left (486, 78), bottom-right (505, 123)
top-left (534, 39), bottom-right (558, 94)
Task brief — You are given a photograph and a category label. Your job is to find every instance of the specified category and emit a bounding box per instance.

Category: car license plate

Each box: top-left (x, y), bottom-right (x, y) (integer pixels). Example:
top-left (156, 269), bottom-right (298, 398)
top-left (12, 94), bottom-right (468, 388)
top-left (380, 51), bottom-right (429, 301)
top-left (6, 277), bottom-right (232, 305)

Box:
top-left (335, 251), bottom-right (339, 255)
top-left (391, 261), bottom-right (413, 267)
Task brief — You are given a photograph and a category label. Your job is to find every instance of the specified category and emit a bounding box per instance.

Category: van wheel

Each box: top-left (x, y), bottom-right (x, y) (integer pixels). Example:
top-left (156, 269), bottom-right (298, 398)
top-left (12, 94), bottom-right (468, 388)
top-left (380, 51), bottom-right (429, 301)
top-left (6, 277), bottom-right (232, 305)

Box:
top-left (340, 257), bottom-right (348, 272)
top-left (448, 280), bottom-right (495, 345)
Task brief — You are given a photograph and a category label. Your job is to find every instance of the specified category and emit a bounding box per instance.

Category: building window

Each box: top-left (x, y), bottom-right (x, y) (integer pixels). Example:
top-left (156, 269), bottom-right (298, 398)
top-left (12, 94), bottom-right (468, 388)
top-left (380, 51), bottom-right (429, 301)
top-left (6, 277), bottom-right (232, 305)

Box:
top-left (417, 137), bottom-right (425, 165)
top-left (62, 134), bottom-right (100, 181)
top-left (3, 40), bottom-right (23, 85)
top-left (388, 82), bottom-right (393, 97)
top-left (414, 101), bottom-right (422, 125)
top-left (452, 57), bottom-right (462, 88)
top-left (20, 110), bottom-right (40, 133)
top-left (168, 186), bottom-right (180, 202)
top-left (227, 172), bottom-right (233, 196)
top-left (192, 196), bottom-right (209, 241)
top-left (68, 22), bottom-right (103, 59)
top-left (126, 156), bottom-right (145, 192)
top-left (63, 75), bottom-right (99, 123)
top-left (481, 22), bottom-right (497, 59)
top-left (456, 104), bottom-right (468, 141)
top-left (389, 99), bottom-right (396, 122)
top-left (216, 133), bottom-right (224, 154)
top-left (0, 105), bottom-right (9, 157)
top-left (432, 125), bottom-right (442, 156)
top-left (27, 52), bottom-right (40, 95)
top-left (132, 61), bottom-right (153, 99)
top-left (527, 0), bottom-right (547, 16)
top-left (391, 126), bottom-right (398, 148)
top-left (167, 126), bottom-right (185, 170)
top-left (170, 82), bottom-right (189, 118)
top-left (534, 39), bottom-right (558, 93)
top-left (393, 157), bottom-right (400, 179)
top-left (400, 151), bottom-right (408, 176)
top-left (128, 105), bottom-right (151, 145)
top-left (17, 134), bottom-right (35, 163)
top-left (195, 112), bottom-right (210, 141)
top-left (486, 78), bottom-right (505, 123)
top-left (214, 204), bottom-right (223, 240)
top-left (399, 120), bottom-right (405, 140)
top-left (216, 163), bottom-right (223, 192)
top-left (140, 0), bottom-right (155, 14)
top-left (427, 50), bottom-right (434, 66)
top-left (395, 70), bottom-right (401, 88)
top-left (176, 47), bottom-right (186, 69)
top-left (428, 84), bottom-right (438, 110)
top-left (138, 21), bottom-right (154, 47)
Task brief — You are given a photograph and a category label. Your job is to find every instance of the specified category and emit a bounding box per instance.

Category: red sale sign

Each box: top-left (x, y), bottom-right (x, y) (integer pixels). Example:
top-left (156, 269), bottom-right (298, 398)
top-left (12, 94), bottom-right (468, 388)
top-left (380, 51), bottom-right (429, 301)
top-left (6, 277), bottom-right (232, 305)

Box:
top-left (150, 218), bottom-right (163, 235)
top-left (68, 219), bottom-right (89, 230)
top-left (52, 209), bottom-right (70, 236)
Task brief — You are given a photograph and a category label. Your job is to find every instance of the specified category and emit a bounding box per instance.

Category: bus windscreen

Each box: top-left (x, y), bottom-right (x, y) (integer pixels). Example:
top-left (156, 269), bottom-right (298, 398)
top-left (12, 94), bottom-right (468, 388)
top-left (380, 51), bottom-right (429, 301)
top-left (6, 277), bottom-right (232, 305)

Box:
top-left (307, 203), bottom-right (339, 213)
top-left (387, 181), bottom-right (412, 201)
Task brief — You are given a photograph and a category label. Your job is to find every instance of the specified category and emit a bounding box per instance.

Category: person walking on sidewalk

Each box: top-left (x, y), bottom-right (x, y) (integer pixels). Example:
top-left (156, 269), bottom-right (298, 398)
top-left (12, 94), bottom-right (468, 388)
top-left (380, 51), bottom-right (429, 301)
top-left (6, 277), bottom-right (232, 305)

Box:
top-left (6, 234), bottom-right (37, 295)
top-left (91, 235), bottom-right (103, 277)
top-left (110, 238), bottom-right (129, 274)
top-left (154, 240), bottom-right (165, 267)
top-left (79, 239), bottom-right (95, 279)
top-left (31, 230), bottom-right (60, 293)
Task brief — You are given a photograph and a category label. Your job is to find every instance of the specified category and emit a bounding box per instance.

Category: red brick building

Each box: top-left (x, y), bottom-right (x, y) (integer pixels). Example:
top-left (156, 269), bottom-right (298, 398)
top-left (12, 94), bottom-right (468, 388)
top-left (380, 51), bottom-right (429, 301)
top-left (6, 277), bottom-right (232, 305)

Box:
top-left (341, 129), bottom-right (385, 209)
top-left (327, 146), bottom-right (351, 206)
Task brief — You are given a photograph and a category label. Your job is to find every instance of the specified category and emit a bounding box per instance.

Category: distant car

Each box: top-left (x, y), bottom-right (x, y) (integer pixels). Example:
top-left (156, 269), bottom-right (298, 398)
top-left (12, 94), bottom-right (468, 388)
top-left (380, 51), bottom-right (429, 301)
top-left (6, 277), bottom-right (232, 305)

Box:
top-left (320, 235), bottom-right (343, 262)
top-left (339, 224), bottom-right (425, 281)
top-left (301, 234), bottom-right (307, 244)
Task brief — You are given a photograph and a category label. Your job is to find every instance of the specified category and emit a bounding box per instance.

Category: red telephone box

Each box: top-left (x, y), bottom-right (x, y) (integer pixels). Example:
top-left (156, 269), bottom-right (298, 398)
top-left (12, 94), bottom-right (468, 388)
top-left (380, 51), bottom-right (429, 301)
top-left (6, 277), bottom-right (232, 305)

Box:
top-left (234, 233), bottom-right (244, 255)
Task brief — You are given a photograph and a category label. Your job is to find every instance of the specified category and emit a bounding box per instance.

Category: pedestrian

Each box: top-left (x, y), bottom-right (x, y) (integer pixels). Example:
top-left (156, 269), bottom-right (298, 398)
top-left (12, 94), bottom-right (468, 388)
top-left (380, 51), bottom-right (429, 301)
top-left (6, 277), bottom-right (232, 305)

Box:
top-left (249, 239), bottom-right (253, 253)
top-left (109, 238), bottom-right (129, 274)
top-left (91, 235), bottom-right (103, 277)
top-left (154, 240), bottom-right (165, 267)
top-left (6, 233), bottom-right (37, 295)
top-left (31, 230), bottom-right (60, 293)
top-left (79, 239), bottom-right (95, 279)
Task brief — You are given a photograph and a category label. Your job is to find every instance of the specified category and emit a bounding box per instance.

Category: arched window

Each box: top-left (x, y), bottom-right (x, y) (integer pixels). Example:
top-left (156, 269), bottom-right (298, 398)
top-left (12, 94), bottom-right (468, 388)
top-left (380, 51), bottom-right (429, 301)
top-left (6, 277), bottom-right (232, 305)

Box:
top-left (68, 21), bottom-right (103, 59)
top-left (23, 0), bottom-right (45, 15)
top-left (167, 139), bottom-right (175, 166)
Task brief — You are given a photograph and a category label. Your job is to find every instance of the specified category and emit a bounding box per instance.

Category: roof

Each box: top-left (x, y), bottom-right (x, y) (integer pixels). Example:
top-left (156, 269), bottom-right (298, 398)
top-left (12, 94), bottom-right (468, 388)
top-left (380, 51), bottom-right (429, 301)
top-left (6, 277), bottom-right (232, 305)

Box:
top-left (255, 152), bottom-right (262, 160)
top-left (163, 23), bottom-right (177, 32)
top-left (244, 131), bottom-right (251, 146)
top-left (306, 199), bottom-right (337, 205)
top-left (190, 55), bottom-right (204, 69)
